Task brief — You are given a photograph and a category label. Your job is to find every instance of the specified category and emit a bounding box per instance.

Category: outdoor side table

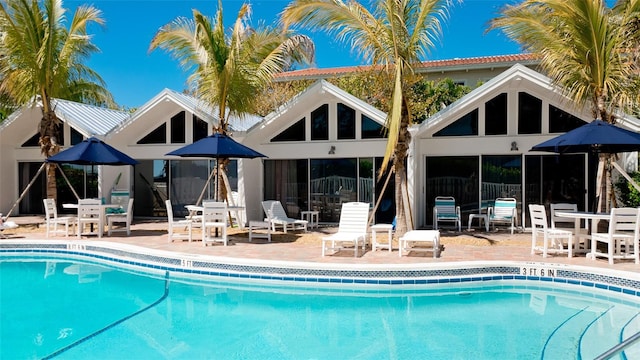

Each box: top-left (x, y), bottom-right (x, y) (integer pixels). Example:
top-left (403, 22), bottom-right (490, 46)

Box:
top-left (468, 214), bottom-right (489, 232)
top-left (301, 210), bottom-right (319, 228)
top-left (371, 223), bottom-right (394, 252)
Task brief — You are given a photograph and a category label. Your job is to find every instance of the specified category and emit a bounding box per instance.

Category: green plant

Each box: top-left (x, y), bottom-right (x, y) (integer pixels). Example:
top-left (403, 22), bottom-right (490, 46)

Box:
top-left (615, 171), bottom-right (640, 207)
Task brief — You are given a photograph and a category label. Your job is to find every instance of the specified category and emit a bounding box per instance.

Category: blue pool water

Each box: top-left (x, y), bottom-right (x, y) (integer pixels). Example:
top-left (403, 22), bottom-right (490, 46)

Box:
top-left (1, 258), bottom-right (640, 359)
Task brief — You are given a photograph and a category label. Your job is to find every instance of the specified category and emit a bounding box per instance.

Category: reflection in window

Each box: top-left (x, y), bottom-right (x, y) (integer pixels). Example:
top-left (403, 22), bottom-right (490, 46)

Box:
top-left (485, 93), bottom-right (507, 135)
top-left (518, 92), bottom-right (542, 134)
top-left (549, 105), bottom-right (587, 133)
top-left (337, 103), bottom-right (355, 139)
top-left (425, 156), bottom-right (479, 225)
top-left (170, 159), bottom-right (211, 215)
top-left (271, 118), bottom-right (305, 142)
top-left (310, 158), bottom-right (357, 222)
top-left (193, 115), bottom-right (208, 141)
top-left (264, 159), bottom-right (308, 219)
top-left (311, 104), bottom-right (329, 140)
top-left (138, 123), bottom-right (167, 144)
top-left (361, 115), bottom-right (385, 139)
top-left (482, 155), bottom-right (522, 207)
top-left (434, 109), bottom-right (478, 136)
top-left (170, 111), bottom-right (186, 144)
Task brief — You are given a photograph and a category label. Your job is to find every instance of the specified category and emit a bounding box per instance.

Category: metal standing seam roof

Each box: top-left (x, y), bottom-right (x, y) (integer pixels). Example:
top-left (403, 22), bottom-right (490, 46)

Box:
top-left (51, 98), bottom-right (130, 136)
top-left (166, 89), bottom-right (263, 132)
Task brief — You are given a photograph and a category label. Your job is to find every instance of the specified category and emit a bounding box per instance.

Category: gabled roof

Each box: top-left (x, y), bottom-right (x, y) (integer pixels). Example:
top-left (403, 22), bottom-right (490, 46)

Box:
top-left (255, 79), bottom-right (387, 132)
top-left (413, 64), bottom-right (563, 137)
top-left (117, 88), bottom-right (262, 134)
top-left (0, 97), bottom-right (129, 136)
top-left (275, 54), bottom-right (540, 81)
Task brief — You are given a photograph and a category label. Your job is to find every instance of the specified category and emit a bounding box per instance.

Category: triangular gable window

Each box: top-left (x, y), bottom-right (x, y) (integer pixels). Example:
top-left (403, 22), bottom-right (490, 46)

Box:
top-left (271, 118), bottom-right (305, 142)
top-left (193, 115), bottom-right (208, 141)
top-left (434, 109), bottom-right (479, 136)
top-left (549, 105), bottom-right (587, 133)
top-left (22, 123), bottom-right (64, 147)
top-left (337, 103), bottom-right (355, 140)
top-left (362, 115), bottom-right (385, 139)
top-left (311, 104), bottom-right (329, 141)
top-left (137, 123), bottom-right (167, 144)
top-left (70, 127), bottom-right (84, 145)
top-left (485, 93), bottom-right (507, 135)
top-left (170, 111), bottom-right (186, 144)
top-left (518, 92), bottom-right (542, 134)
top-left (22, 133), bottom-right (40, 147)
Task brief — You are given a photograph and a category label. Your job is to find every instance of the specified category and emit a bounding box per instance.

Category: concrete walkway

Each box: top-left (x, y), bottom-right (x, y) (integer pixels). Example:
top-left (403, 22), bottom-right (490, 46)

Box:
top-left (3, 216), bottom-right (639, 274)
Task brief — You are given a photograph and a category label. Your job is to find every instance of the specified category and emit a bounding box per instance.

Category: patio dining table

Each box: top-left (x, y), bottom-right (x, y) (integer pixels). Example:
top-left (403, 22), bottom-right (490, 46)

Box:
top-left (63, 202), bottom-right (123, 237)
top-left (553, 211), bottom-right (611, 257)
top-left (184, 204), bottom-right (245, 229)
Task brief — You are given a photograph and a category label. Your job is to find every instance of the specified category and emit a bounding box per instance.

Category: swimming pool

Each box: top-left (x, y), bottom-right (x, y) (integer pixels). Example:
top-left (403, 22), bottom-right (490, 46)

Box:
top-left (2, 241), bottom-right (640, 359)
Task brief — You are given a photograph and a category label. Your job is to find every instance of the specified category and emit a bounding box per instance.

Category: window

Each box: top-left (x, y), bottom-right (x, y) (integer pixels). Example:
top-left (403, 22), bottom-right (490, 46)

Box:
top-left (485, 93), bottom-right (507, 135)
top-left (518, 92), bottom-right (542, 134)
top-left (137, 123), bottom-right (167, 144)
top-left (170, 111), bottom-right (186, 143)
top-left (271, 118), bottom-right (305, 142)
top-left (193, 115), bottom-right (208, 141)
top-left (549, 105), bottom-right (587, 133)
top-left (70, 128), bottom-right (84, 145)
top-left (311, 104), bottom-right (329, 141)
top-left (337, 103), bottom-right (355, 139)
top-left (434, 109), bottom-right (478, 136)
top-left (425, 156), bottom-right (479, 225)
top-left (361, 115), bottom-right (385, 139)
top-left (22, 122), bottom-right (64, 147)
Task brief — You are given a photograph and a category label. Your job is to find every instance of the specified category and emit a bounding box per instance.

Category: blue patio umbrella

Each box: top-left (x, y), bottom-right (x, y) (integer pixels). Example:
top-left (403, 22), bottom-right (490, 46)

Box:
top-left (531, 120), bottom-right (640, 154)
top-left (166, 133), bottom-right (266, 201)
top-left (46, 137), bottom-right (139, 165)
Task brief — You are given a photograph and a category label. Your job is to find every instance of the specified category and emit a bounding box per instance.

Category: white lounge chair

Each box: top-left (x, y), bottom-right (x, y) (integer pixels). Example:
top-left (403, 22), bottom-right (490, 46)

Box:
top-left (43, 198), bottom-right (76, 237)
top-left (107, 198), bottom-right (134, 236)
top-left (433, 196), bottom-right (461, 232)
top-left (165, 200), bottom-right (193, 243)
top-left (322, 202), bottom-right (370, 257)
top-left (261, 200), bottom-right (307, 233)
top-left (488, 198), bottom-right (517, 234)
top-left (529, 204), bottom-right (574, 258)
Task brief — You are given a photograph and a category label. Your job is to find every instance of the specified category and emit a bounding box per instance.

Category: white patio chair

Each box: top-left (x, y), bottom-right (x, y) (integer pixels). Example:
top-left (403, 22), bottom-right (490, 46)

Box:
top-left (590, 207), bottom-right (639, 265)
top-left (166, 200), bottom-right (193, 243)
top-left (529, 204), bottom-right (574, 258)
top-left (202, 201), bottom-right (227, 246)
top-left (107, 198), bottom-right (134, 236)
top-left (433, 196), bottom-right (461, 232)
top-left (488, 198), bottom-right (517, 234)
top-left (550, 203), bottom-right (589, 253)
top-left (43, 198), bottom-right (76, 237)
top-left (261, 200), bottom-right (307, 233)
top-left (322, 202), bottom-right (370, 257)
top-left (77, 199), bottom-right (103, 238)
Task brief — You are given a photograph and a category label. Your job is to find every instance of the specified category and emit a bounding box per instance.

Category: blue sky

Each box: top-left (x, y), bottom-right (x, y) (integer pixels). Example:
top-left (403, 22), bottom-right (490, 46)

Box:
top-left (72, 0), bottom-right (522, 108)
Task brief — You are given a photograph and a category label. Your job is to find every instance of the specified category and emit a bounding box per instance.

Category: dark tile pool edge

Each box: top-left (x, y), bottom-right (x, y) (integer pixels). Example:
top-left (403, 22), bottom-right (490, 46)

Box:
top-left (2, 241), bottom-right (640, 299)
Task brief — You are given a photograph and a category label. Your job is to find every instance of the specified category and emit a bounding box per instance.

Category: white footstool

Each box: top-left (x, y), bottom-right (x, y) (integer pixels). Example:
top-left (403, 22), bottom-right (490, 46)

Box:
top-left (399, 230), bottom-right (440, 258)
top-left (371, 223), bottom-right (394, 252)
top-left (249, 221), bottom-right (271, 242)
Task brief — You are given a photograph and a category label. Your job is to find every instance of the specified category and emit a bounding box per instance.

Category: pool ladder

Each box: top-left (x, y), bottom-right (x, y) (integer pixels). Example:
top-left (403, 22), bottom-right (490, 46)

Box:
top-left (595, 330), bottom-right (640, 360)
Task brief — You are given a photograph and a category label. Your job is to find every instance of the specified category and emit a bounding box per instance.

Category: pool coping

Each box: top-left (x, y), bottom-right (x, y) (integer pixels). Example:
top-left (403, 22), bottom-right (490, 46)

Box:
top-left (2, 239), bottom-right (640, 299)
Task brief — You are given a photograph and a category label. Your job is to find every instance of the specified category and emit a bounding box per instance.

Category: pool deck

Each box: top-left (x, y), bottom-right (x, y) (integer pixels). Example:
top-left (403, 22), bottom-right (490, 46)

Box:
top-left (3, 216), bottom-right (640, 274)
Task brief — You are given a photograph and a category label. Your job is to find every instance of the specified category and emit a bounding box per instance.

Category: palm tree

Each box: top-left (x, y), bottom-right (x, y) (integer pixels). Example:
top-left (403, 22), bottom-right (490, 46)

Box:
top-left (490, 0), bottom-right (640, 212)
top-left (281, 0), bottom-right (455, 235)
top-left (0, 0), bottom-right (114, 199)
top-left (149, 0), bottom-right (314, 200)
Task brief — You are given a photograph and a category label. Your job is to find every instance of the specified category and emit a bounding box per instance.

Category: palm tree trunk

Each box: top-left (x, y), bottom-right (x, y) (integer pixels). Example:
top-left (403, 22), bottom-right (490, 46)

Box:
top-left (40, 107), bottom-right (61, 200)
